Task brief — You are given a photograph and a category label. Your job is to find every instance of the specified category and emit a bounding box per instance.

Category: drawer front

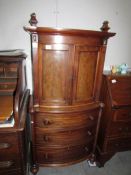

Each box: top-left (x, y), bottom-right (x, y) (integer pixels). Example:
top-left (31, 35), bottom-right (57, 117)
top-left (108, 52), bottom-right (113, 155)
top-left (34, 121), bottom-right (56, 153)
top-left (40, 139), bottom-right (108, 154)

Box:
top-left (0, 83), bottom-right (16, 91)
top-left (108, 76), bottom-right (131, 106)
top-left (35, 143), bottom-right (93, 164)
top-left (105, 137), bottom-right (131, 152)
top-left (106, 122), bottom-right (131, 137)
top-left (34, 110), bottom-right (98, 131)
top-left (35, 126), bottom-right (95, 147)
top-left (0, 133), bottom-right (19, 159)
top-left (113, 108), bottom-right (131, 122)
top-left (0, 63), bottom-right (18, 77)
top-left (0, 160), bottom-right (21, 172)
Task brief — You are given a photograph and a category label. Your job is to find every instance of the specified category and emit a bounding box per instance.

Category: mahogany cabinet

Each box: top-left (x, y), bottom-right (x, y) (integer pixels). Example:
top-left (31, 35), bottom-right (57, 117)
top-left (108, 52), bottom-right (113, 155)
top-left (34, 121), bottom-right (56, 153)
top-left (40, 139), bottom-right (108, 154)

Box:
top-left (24, 14), bottom-right (115, 173)
top-left (97, 72), bottom-right (131, 166)
top-left (0, 51), bottom-right (30, 175)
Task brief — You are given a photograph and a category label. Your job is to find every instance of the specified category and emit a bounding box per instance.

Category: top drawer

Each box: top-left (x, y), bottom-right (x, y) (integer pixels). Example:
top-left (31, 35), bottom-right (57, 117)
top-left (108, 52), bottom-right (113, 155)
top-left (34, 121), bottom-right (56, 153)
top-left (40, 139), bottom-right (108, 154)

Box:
top-left (34, 109), bottom-right (99, 131)
top-left (106, 75), bottom-right (131, 107)
top-left (112, 108), bottom-right (131, 122)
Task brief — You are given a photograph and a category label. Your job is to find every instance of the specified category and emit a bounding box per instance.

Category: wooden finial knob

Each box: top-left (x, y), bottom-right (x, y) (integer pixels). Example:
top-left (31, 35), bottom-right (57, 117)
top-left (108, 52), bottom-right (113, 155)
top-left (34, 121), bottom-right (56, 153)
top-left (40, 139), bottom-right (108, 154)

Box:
top-left (100, 21), bottom-right (110, 32)
top-left (29, 13), bottom-right (38, 26)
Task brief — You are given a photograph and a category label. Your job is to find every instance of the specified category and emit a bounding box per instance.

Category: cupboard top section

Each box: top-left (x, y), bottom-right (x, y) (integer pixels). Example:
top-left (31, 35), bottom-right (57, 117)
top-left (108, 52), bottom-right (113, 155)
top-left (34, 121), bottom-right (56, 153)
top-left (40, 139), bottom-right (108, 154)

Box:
top-left (24, 26), bottom-right (115, 39)
top-left (24, 13), bottom-right (115, 39)
top-left (24, 26), bottom-right (115, 38)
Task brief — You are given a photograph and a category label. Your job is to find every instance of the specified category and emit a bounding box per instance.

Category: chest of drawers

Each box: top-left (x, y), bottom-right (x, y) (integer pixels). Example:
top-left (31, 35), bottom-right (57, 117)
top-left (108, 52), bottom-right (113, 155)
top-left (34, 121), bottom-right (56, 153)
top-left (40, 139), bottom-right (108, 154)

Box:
top-left (24, 13), bottom-right (115, 174)
top-left (0, 52), bottom-right (30, 175)
top-left (97, 72), bottom-right (131, 166)
top-left (31, 108), bottom-right (100, 166)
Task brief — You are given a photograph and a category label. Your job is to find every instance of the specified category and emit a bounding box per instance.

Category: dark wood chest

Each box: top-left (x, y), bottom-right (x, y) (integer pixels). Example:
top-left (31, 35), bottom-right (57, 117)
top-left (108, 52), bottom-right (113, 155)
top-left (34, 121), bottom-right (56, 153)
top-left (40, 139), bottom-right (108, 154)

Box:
top-left (0, 53), bottom-right (30, 175)
top-left (97, 72), bottom-right (131, 166)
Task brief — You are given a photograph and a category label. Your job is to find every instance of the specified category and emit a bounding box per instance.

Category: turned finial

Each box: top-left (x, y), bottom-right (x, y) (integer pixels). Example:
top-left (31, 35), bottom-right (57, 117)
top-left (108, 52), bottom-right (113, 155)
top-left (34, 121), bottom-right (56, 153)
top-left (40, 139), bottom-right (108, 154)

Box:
top-left (29, 13), bottom-right (38, 26)
top-left (100, 21), bottom-right (110, 32)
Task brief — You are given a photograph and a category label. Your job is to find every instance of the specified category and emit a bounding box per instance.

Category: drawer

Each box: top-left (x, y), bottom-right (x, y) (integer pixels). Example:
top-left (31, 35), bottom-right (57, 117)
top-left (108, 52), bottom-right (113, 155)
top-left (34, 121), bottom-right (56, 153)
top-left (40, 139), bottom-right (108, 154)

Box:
top-left (104, 137), bottom-right (131, 152)
top-left (0, 159), bottom-right (21, 172)
top-left (0, 63), bottom-right (18, 78)
top-left (35, 126), bottom-right (95, 147)
top-left (5, 63), bottom-right (18, 74)
top-left (0, 82), bottom-right (16, 91)
top-left (107, 76), bottom-right (131, 106)
top-left (0, 133), bottom-right (19, 159)
top-left (35, 143), bottom-right (93, 164)
top-left (34, 110), bottom-right (98, 131)
top-left (113, 108), bottom-right (131, 122)
top-left (106, 122), bottom-right (131, 137)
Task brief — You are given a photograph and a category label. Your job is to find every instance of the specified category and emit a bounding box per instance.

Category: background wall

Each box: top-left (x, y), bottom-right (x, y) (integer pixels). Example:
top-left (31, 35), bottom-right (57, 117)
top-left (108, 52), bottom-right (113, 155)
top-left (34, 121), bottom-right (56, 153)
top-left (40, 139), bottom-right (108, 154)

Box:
top-left (0, 0), bottom-right (131, 90)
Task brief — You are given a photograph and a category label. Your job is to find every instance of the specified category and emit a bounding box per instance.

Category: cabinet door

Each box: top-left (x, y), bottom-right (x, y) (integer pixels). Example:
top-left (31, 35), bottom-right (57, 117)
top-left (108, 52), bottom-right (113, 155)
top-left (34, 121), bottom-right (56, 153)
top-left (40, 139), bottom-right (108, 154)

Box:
top-left (39, 44), bottom-right (73, 106)
top-left (72, 45), bottom-right (101, 104)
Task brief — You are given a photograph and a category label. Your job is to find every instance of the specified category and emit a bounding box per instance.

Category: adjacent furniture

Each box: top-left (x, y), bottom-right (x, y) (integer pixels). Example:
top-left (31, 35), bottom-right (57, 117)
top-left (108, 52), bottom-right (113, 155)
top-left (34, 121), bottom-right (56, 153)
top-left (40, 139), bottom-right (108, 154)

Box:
top-left (0, 51), bottom-right (30, 175)
top-left (97, 72), bottom-right (131, 166)
top-left (24, 13), bottom-right (115, 173)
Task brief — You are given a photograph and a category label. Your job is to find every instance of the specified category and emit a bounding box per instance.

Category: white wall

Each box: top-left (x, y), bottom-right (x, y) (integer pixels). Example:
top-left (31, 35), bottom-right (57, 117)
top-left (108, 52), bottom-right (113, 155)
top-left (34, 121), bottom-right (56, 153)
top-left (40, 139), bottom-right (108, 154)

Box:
top-left (0, 0), bottom-right (131, 91)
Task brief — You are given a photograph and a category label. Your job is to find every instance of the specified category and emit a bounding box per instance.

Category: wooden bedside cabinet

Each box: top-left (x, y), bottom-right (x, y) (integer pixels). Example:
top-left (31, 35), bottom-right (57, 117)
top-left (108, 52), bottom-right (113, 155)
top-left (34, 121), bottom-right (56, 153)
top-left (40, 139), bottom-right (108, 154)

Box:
top-left (96, 72), bottom-right (131, 166)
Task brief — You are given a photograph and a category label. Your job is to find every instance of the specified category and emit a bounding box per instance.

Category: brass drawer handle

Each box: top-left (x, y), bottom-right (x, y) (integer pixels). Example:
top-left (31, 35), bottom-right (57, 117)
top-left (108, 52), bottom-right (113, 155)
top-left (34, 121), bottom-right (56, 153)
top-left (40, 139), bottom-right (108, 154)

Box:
top-left (0, 143), bottom-right (11, 149)
top-left (0, 161), bottom-right (14, 168)
top-left (88, 115), bottom-right (94, 121)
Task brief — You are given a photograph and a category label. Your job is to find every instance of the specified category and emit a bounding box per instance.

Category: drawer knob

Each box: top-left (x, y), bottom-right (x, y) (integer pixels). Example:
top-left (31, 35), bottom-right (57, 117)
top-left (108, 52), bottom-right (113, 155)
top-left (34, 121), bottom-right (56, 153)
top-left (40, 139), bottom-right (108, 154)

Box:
top-left (45, 153), bottom-right (48, 159)
top-left (87, 131), bottom-right (92, 136)
top-left (0, 143), bottom-right (11, 149)
top-left (0, 161), bottom-right (14, 168)
top-left (88, 115), bottom-right (94, 121)
top-left (115, 143), bottom-right (119, 147)
top-left (129, 113), bottom-right (131, 117)
top-left (43, 136), bottom-right (49, 142)
top-left (118, 127), bottom-right (122, 131)
top-left (85, 147), bottom-right (89, 152)
top-left (43, 119), bottom-right (51, 125)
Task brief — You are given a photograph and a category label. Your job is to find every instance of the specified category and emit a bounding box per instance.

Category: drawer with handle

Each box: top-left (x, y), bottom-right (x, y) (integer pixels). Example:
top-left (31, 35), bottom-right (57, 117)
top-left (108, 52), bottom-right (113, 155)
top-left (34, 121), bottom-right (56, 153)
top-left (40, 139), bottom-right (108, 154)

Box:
top-left (35, 142), bottom-right (93, 165)
top-left (35, 126), bottom-right (95, 147)
top-left (104, 137), bottom-right (131, 152)
top-left (112, 108), bottom-right (131, 122)
top-left (106, 122), bottom-right (131, 137)
top-left (34, 110), bottom-right (98, 131)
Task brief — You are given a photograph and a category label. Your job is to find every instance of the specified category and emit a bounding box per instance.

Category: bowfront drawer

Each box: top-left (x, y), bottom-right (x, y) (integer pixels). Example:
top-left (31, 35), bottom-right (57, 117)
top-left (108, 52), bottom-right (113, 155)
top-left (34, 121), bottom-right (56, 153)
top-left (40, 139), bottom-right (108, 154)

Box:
top-left (34, 110), bottom-right (98, 131)
top-left (35, 126), bottom-right (95, 147)
top-left (35, 143), bottom-right (93, 165)
top-left (113, 108), bottom-right (131, 122)
top-left (104, 137), bottom-right (131, 152)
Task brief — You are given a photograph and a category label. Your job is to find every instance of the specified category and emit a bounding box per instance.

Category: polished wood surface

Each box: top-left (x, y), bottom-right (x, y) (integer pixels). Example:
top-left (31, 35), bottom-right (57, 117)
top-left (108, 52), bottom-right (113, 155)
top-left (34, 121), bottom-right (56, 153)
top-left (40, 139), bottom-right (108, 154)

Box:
top-left (0, 96), bottom-right (13, 122)
top-left (97, 72), bottom-right (131, 166)
top-left (25, 14), bottom-right (115, 173)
